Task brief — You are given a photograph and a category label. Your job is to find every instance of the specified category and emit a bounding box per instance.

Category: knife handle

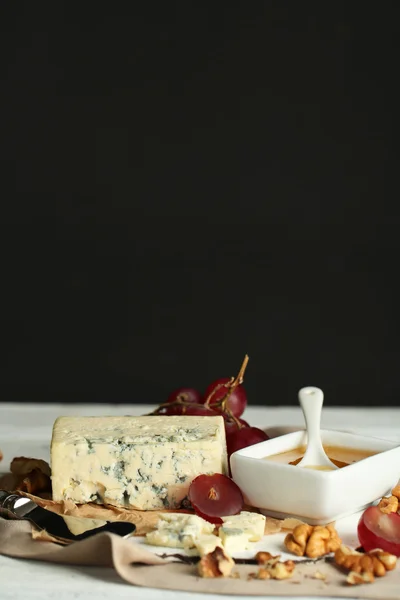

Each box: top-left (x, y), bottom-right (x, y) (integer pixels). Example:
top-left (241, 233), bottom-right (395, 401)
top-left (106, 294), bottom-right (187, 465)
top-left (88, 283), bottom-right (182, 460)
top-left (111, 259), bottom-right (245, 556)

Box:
top-left (0, 490), bottom-right (20, 509)
top-left (0, 490), bottom-right (21, 517)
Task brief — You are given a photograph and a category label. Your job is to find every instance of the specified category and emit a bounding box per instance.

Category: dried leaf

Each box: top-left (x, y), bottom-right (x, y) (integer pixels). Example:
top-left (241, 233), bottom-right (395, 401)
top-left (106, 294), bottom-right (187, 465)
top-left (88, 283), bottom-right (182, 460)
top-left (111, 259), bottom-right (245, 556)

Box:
top-left (10, 457), bottom-right (51, 477)
top-left (16, 469), bottom-right (51, 495)
top-left (1, 457), bottom-right (51, 496)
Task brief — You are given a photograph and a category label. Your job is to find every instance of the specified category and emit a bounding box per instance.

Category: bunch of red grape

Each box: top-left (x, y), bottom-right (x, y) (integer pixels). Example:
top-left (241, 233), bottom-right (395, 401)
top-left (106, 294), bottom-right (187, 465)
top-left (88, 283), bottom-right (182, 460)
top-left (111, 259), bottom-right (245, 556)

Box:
top-left (149, 355), bottom-right (269, 459)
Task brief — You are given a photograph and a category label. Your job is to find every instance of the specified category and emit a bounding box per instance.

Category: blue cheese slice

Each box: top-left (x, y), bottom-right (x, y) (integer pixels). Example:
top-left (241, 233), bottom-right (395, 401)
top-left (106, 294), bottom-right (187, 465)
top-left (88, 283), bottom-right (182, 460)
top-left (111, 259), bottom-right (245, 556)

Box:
top-left (51, 415), bottom-right (227, 510)
top-left (146, 513), bottom-right (215, 549)
top-left (218, 511), bottom-right (266, 552)
top-left (218, 526), bottom-right (252, 553)
top-left (220, 511), bottom-right (266, 541)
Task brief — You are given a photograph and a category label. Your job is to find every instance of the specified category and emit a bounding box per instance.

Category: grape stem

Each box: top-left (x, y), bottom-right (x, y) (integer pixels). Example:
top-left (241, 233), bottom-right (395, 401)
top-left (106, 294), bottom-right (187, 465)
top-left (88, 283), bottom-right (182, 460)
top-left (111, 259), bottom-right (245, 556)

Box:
top-left (146, 354), bottom-right (249, 422)
top-left (146, 394), bottom-right (203, 416)
top-left (203, 354), bottom-right (249, 428)
top-left (232, 354), bottom-right (249, 387)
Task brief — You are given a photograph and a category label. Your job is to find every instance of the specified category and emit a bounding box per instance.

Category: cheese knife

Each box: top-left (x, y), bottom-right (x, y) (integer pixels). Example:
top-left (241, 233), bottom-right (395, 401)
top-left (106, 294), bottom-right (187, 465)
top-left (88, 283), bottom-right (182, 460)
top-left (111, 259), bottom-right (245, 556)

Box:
top-left (0, 490), bottom-right (136, 543)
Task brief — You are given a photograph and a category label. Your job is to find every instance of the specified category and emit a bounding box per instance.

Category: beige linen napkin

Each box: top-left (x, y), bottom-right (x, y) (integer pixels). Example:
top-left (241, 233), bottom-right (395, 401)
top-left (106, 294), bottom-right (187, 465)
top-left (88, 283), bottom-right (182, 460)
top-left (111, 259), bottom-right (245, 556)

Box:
top-left (1, 519), bottom-right (400, 598)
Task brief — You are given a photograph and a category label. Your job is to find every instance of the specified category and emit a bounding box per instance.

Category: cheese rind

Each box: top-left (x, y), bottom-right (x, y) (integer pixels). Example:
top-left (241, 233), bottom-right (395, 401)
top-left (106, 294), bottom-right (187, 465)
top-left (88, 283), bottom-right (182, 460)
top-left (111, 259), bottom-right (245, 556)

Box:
top-left (51, 415), bottom-right (227, 510)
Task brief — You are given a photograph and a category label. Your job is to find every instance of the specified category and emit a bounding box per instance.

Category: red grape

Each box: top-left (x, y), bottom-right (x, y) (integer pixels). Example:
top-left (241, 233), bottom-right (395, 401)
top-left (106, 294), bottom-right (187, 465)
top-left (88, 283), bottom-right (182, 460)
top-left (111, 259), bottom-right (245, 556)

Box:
top-left (224, 416), bottom-right (250, 437)
top-left (203, 377), bottom-right (247, 418)
top-left (188, 473), bottom-right (244, 524)
top-left (166, 387), bottom-right (202, 405)
top-left (153, 388), bottom-right (205, 415)
top-left (358, 506), bottom-right (400, 556)
top-left (226, 427), bottom-right (269, 458)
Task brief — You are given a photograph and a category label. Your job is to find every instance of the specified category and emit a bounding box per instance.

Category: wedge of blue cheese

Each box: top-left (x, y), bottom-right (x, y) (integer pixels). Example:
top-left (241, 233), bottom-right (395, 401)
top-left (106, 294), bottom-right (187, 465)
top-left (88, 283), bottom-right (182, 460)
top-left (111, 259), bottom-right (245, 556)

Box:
top-left (51, 415), bottom-right (228, 510)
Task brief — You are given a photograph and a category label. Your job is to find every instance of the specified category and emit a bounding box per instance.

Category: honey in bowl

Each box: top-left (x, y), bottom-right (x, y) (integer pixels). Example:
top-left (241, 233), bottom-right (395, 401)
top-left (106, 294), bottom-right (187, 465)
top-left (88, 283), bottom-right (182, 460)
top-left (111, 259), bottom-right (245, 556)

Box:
top-left (263, 445), bottom-right (379, 469)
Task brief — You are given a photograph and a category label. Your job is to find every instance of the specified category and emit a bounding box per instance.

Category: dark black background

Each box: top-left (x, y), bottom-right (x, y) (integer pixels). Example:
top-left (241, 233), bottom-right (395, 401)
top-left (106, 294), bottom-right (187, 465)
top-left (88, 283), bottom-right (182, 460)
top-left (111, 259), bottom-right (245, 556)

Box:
top-left (1, 4), bottom-right (397, 406)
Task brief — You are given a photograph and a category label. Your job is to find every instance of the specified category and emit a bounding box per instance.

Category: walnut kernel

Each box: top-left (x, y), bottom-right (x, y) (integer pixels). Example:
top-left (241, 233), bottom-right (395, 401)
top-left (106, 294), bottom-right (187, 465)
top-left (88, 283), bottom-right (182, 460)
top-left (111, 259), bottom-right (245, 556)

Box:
top-left (378, 495), bottom-right (399, 514)
top-left (347, 571), bottom-right (375, 585)
top-left (334, 545), bottom-right (397, 582)
top-left (198, 547), bottom-right (235, 578)
top-left (284, 523), bottom-right (341, 558)
top-left (391, 483), bottom-right (400, 500)
top-left (255, 551), bottom-right (279, 564)
top-left (251, 552), bottom-right (295, 580)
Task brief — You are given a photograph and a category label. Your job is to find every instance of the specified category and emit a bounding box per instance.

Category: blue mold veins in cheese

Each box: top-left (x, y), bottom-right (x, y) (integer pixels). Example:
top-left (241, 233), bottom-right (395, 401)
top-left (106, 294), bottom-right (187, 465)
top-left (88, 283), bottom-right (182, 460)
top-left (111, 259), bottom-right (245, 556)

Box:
top-left (50, 415), bottom-right (228, 510)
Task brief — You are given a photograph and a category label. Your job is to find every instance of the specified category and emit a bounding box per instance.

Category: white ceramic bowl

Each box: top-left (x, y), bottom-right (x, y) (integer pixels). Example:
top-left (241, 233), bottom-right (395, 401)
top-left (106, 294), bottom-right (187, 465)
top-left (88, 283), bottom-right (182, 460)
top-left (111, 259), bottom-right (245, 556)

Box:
top-left (230, 429), bottom-right (400, 525)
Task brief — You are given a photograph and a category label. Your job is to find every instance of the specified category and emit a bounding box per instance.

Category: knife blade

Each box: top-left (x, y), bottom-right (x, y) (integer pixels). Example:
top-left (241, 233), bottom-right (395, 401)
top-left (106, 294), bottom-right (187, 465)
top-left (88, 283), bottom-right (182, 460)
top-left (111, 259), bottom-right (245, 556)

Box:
top-left (0, 490), bottom-right (136, 543)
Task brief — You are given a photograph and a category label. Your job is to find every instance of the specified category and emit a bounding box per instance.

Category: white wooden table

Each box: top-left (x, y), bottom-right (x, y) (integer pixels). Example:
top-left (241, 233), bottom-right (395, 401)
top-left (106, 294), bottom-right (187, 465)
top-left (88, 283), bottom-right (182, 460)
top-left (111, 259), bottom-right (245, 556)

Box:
top-left (1, 402), bottom-right (400, 600)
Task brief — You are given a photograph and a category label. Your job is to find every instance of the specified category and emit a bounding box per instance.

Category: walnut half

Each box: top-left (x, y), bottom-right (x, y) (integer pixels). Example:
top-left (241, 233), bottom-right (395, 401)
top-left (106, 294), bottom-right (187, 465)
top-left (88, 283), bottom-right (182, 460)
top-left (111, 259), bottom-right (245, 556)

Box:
top-left (378, 495), bottom-right (399, 514)
top-left (391, 483), bottom-right (400, 500)
top-left (284, 523), bottom-right (341, 558)
top-left (335, 545), bottom-right (397, 584)
top-left (198, 547), bottom-right (235, 578)
top-left (377, 483), bottom-right (400, 514)
top-left (347, 571), bottom-right (375, 585)
top-left (251, 552), bottom-right (295, 580)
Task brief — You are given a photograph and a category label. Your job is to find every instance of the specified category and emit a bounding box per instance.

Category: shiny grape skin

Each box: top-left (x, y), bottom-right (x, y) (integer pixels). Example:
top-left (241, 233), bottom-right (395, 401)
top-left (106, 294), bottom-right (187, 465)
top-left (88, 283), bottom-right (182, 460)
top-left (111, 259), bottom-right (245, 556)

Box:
top-left (202, 377), bottom-right (247, 417)
top-left (227, 426), bottom-right (269, 457)
top-left (188, 473), bottom-right (244, 522)
top-left (358, 506), bottom-right (400, 556)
